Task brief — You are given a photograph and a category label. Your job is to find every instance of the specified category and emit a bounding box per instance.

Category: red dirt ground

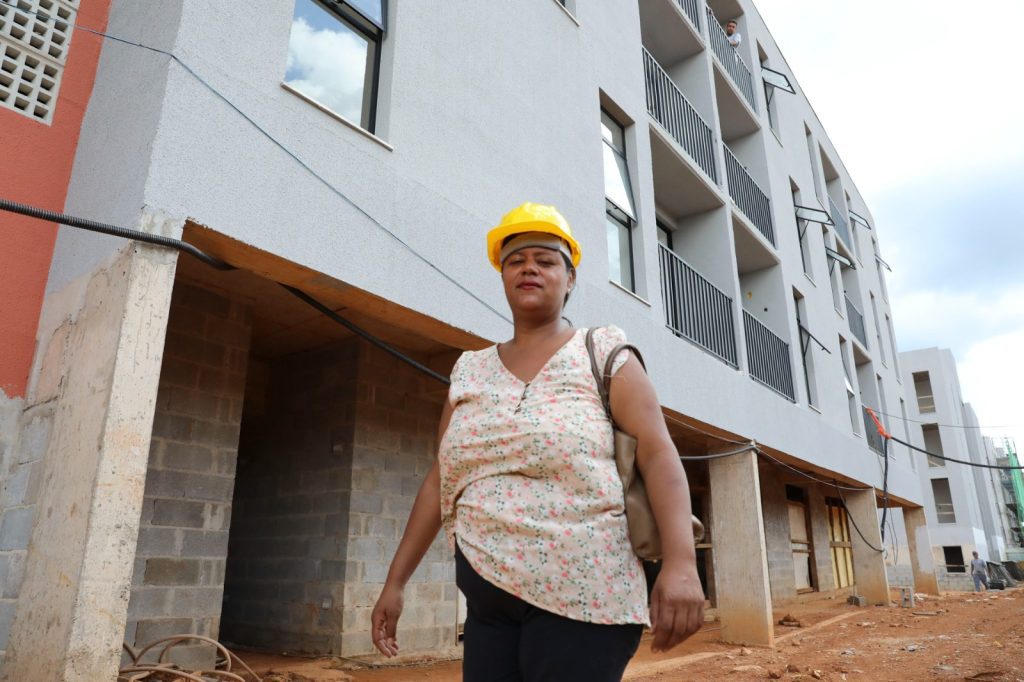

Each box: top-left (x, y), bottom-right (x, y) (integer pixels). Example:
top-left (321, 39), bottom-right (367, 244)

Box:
top-left (241, 588), bottom-right (1024, 681)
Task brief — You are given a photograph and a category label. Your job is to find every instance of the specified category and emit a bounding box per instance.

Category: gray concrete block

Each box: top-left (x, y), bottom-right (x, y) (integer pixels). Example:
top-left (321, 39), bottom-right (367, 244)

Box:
top-left (133, 618), bottom-right (193, 646)
top-left (151, 498), bottom-right (206, 528)
top-left (0, 599), bottom-right (16, 651)
top-left (349, 492), bottom-right (383, 515)
top-left (160, 441), bottom-right (215, 473)
top-left (348, 537), bottom-right (383, 563)
top-left (0, 553), bottom-right (25, 599)
top-left (145, 469), bottom-right (235, 503)
top-left (136, 527), bottom-right (181, 557)
top-left (166, 587), bottom-right (225, 618)
top-left (0, 464), bottom-right (30, 508)
top-left (145, 558), bottom-right (201, 586)
top-left (127, 588), bottom-right (171, 620)
top-left (0, 508), bottom-right (35, 551)
top-left (15, 414), bottom-right (53, 465)
top-left (367, 516), bottom-right (397, 539)
top-left (180, 530), bottom-right (230, 558)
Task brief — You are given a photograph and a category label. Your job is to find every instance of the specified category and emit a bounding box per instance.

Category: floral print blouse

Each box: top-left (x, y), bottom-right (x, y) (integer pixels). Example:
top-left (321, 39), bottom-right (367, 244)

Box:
top-left (439, 326), bottom-right (649, 625)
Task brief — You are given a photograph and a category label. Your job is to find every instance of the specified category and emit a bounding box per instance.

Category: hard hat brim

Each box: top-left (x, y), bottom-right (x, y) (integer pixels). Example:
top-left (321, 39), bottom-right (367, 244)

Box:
top-left (487, 221), bottom-right (581, 271)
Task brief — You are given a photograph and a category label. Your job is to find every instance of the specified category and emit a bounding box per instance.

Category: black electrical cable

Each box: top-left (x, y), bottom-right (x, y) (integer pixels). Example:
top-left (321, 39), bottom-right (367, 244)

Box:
top-left (832, 482), bottom-right (884, 553)
top-left (879, 436), bottom-right (890, 544)
top-left (0, 198), bottom-right (455, 389)
top-left (281, 285), bottom-right (450, 386)
top-left (860, 402), bottom-right (1020, 430)
top-left (890, 435), bottom-right (1024, 471)
top-left (756, 449), bottom-right (874, 491)
top-left (0, 197), bottom-right (234, 271)
top-left (0, 0), bottom-right (513, 326)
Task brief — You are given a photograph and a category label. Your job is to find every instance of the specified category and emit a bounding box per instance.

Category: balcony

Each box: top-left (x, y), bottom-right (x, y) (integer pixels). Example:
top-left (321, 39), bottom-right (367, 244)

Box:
top-left (724, 144), bottom-right (774, 246)
top-left (742, 310), bottom-right (795, 400)
top-left (644, 49), bottom-right (718, 183)
top-left (659, 244), bottom-right (738, 367)
top-left (863, 409), bottom-right (885, 454)
top-left (675, 0), bottom-right (701, 31)
top-left (829, 196), bottom-right (852, 249)
top-left (845, 295), bottom-right (868, 348)
top-left (706, 6), bottom-right (756, 111)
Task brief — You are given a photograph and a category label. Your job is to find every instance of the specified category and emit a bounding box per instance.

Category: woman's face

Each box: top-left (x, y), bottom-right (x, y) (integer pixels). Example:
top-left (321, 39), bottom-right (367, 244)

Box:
top-left (501, 247), bottom-right (575, 318)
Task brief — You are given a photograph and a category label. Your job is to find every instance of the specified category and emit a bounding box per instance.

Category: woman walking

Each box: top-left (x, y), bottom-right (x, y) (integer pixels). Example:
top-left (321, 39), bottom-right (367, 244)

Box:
top-left (371, 203), bottom-right (704, 681)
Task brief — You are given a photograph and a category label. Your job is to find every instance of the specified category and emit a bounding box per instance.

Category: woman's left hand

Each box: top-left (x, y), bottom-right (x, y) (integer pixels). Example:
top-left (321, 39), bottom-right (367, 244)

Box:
top-left (648, 560), bottom-right (705, 652)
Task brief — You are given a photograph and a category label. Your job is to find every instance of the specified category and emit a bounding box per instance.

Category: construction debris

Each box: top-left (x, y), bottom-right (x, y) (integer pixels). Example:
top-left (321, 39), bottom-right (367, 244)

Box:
top-left (118, 634), bottom-right (261, 682)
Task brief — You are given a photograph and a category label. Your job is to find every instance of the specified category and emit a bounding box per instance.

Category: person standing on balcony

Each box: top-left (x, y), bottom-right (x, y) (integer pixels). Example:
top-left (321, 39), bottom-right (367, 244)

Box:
top-left (370, 203), bottom-right (705, 682)
top-left (970, 551), bottom-right (989, 592)
top-left (726, 19), bottom-right (742, 48)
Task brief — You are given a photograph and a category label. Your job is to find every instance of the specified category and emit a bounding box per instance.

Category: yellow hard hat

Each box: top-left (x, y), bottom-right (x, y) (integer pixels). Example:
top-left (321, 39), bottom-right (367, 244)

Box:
top-left (486, 202), bottom-right (582, 271)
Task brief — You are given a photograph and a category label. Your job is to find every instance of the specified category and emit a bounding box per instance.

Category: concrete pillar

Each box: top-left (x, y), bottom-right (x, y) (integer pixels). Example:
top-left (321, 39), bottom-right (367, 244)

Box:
top-left (844, 489), bottom-right (890, 605)
top-left (903, 507), bottom-right (939, 596)
top-left (3, 239), bottom-right (178, 681)
top-left (709, 450), bottom-right (774, 647)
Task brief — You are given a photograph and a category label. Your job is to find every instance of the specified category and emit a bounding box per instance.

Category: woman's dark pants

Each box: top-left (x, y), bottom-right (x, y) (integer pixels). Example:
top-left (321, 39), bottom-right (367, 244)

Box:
top-left (455, 546), bottom-right (643, 682)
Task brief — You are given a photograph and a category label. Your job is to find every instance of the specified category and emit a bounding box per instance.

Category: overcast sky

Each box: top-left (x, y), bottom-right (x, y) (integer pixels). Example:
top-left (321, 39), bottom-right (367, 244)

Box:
top-left (754, 0), bottom-right (1024, 452)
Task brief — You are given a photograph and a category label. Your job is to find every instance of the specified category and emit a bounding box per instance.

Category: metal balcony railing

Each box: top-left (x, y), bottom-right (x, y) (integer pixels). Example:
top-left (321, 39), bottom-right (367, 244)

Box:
top-left (742, 310), bottom-right (795, 400)
top-left (863, 409), bottom-right (885, 454)
top-left (724, 144), bottom-right (775, 245)
top-left (829, 196), bottom-right (852, 249)
top-left (845, 295), bottom-right (868, 348)
top-left (643, 49), bottom-right (718, 182)
top-left (659, 244), bottom-right (738, 367)
top-left (706, 6), bottom-right (756, 111)
top-left (675, 0), bottom-right (701, 32)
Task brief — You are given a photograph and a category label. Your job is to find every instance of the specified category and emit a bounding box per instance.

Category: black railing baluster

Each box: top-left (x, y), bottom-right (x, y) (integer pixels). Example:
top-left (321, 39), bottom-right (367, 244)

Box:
top-left (742, 310), bottom-right (795, 401)
top-left (657, 244), bottom-right (737, 367)
top-left (643, 49), bottom-right (718, 183)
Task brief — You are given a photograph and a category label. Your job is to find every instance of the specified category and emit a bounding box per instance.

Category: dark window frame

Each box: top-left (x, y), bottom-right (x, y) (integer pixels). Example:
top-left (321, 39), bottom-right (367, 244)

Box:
top-left (297, 0), bottom-right (387, 133)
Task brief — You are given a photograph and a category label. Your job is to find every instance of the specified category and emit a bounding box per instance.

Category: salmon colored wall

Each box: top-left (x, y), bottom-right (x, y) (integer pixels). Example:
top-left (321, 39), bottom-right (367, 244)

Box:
top-left (0, 0), bottom-right (110, 398)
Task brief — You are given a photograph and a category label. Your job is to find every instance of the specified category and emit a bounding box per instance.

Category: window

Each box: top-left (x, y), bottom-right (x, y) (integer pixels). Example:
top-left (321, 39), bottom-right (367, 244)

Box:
top-left (786, 486), bottom-right (816, 592)
top-left (601, 110), bottom-right (637, 291)
top-left (913, 371), bottom-right (935, 412)
top-left (794, 291), bottom-right (818, 407)
top-left (839, 337), bottom-right (858, 434)
top-left (824, 235), bottom-right (850, 312)
top-left (932, 478), bottom-right (956, 524)
top-left (885, 315), bottom-right (900, 375)
top-left (923, 423), bottom-right (945, 468)
top-left (285, 0), bottom-right (385, 132)
top-left (758, 45), bottom-right (793, 134)
top-left (657, 221), bottom-right (673, 249)
top-left (791, 180), bottom-right (813, 278)
top-left (870, 293), bottom-right (885, 366)
top-left (0, 0), bottom-right (77, 123)
top-left (942, 545), bottom-right (965, 572)
top-left (804, 125), bottom-right (824, 201)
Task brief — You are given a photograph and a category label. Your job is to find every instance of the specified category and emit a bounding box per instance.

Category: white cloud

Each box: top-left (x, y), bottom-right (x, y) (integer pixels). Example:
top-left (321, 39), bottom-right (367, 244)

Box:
top-left (890, 285), bottom-right (1024, 352)
top-left (959, 328), bottom-right (1024, 451)
top-left (285, 17), bottom-right (369, 124)
top-left (755, 0), bottom-right (1024, 197)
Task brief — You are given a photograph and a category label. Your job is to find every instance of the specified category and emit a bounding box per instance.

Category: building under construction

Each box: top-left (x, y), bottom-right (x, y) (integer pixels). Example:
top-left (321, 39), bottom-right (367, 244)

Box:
top-left (0, 0), bottom-right (941, 679)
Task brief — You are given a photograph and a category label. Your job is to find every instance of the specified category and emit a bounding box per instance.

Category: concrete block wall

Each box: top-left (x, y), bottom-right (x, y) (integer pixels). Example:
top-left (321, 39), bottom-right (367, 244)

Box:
top-left (936, 567), bottom-right (975, 592)
top-left (221, 338), bottom-right (454, 657)
top-left (123, 283), bottom-right (252, 669)
top-left (343, 342), bottom-right (454, 657)
top-left (759, 467), bottom-right (797, 602)
top-left (0, 396), bottom-right (34, 660)
top-left (220, 341), bottom-right (360, 653)
top-left (885, 564), bottom-right (914, 590)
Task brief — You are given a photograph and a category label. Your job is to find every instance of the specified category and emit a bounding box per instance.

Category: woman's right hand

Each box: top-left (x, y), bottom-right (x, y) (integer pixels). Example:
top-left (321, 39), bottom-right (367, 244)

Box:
top-left (371, 582), bottom-right (405, 657)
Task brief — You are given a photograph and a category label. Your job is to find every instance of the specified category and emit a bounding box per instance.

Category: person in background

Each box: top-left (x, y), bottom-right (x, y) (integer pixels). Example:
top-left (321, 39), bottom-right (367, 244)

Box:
top-left (725, 19), bottom-right (742, 48)
top-left (370, 203), bottom-right (704, 682)
top-left (970, 551), bottom-right (989, 592)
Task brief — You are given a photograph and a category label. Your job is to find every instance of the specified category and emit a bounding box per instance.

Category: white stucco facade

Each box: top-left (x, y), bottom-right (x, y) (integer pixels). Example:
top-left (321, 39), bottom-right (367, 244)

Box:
top-left (50, 0), bottom-right (922, 505)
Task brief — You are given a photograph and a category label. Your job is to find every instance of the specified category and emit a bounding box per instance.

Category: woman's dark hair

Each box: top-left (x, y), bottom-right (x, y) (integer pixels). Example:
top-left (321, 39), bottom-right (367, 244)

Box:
top-left (561, 253), bottom-right (576, 306)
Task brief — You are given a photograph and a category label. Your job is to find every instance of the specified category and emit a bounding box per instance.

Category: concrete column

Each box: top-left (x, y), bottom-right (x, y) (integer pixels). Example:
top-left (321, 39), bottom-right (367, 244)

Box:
top-left (844, 489), bottom-right (890, 605)
top-left (709, 450), bottom-right (774, 647)
top-left (903, 507), bottom-right (940, 596)
top-left (3, 239), bottom-right (178, 681)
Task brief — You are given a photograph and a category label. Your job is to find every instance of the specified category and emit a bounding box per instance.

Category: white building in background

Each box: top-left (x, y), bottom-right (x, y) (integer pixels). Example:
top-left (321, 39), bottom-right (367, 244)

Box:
top-left (0, 0), bottom-right (939, 677)
top-left (899, 348), bottom-right (1010, 589)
